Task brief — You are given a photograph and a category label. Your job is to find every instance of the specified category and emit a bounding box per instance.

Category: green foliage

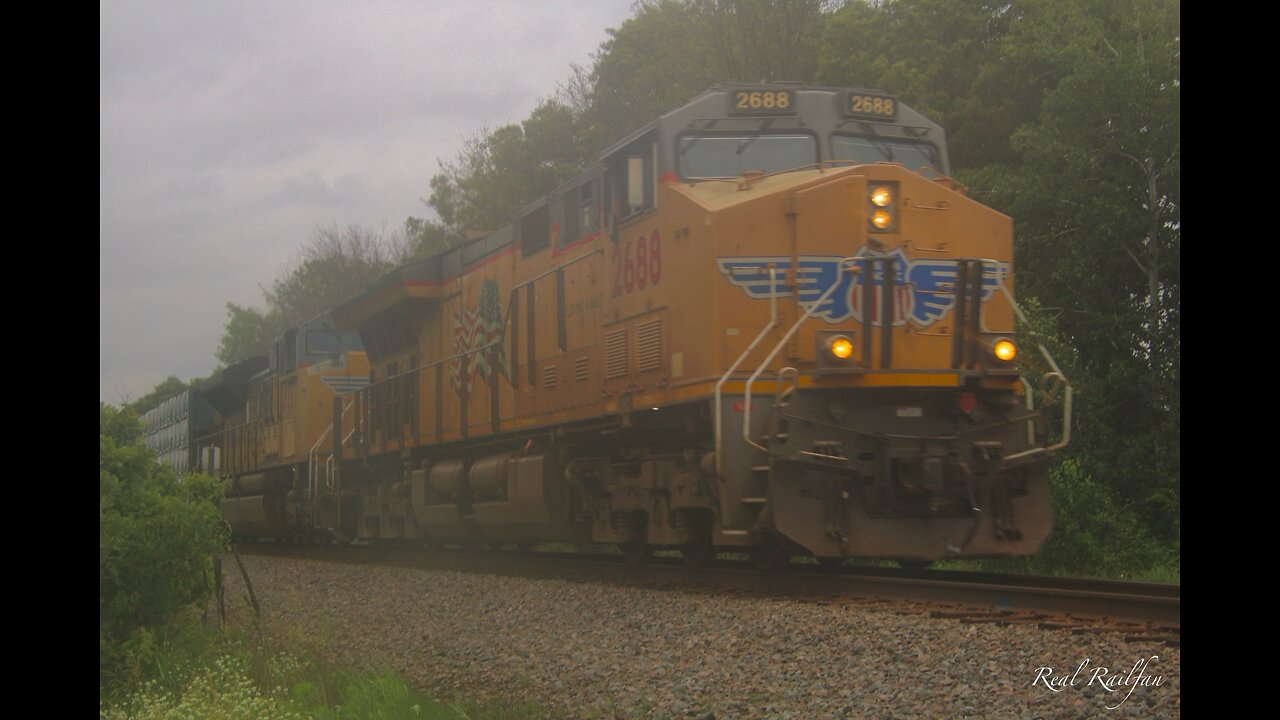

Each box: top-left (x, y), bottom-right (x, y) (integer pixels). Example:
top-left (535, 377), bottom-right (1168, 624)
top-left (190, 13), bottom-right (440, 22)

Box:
top-left (818, 0), bottom-right (1024, 169)
top-left (421, 100), bottom-right (587, 241)
top-left (403, 216), bottom-right (459, 260)
top-left (417, 0), bottom-right (832, 243)
top-left (101, 629), bottom-right (552, 720)
top-left (1030, 460), bottom-right (1177, 580)
top-left (216, 223), bottom-right (409, 364)
top-left (126, 376), bottom-right (191, 416)
top-left (585, 0), bottom-right (735, 149)
top-left (587, 1), bottom-right (829, 150)
top-left (265, 223), bottom-right (406, 330)
top-left (100, 403), bottom-right (228, 689)
top-left (963, 0), bottom-right (1179, 541)
top-left (215, 302), bottom-right (279, 365)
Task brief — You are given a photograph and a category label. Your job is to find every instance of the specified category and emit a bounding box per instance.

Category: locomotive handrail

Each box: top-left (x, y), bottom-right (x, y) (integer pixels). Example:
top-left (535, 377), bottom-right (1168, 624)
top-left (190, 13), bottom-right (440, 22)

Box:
top-left (986, 260), bottom-right (1073, 457)
top-left (360, 338), bottom-right (504, 391)
top-left (714, 267), bottom-right (781, 477)
top-left (195, 421), bottom-right (257, 477)
top-left (512, 246), bottom-right (603, 287)
top-left (309, 399), bottom-right (354, 514)
top-left (981, 262), bottom-right (1073, 459)
top-left (326, 427), bottom-right (357, 494)
top-left (741, 257), bottom-right (861, 454)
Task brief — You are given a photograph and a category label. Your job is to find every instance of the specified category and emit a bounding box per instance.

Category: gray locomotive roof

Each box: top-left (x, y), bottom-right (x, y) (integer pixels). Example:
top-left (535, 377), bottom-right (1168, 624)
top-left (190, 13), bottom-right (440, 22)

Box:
top-left (599, 83), bottom-right (948, 175)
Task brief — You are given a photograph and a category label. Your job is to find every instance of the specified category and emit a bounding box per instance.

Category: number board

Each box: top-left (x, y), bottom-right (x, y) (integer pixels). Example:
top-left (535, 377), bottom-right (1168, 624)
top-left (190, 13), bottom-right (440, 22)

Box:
top-left (727, 88), bottom-right (797, 115)
top-left (842, 91), bottom-right (898, 120)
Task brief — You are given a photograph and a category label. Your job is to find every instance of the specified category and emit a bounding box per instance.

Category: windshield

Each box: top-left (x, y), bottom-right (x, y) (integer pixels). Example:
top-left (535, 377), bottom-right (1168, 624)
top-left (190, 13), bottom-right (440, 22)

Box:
top-left (678, 134), bottom-right (817, 179)
top-left (831, 135), bottom-right (942, 175)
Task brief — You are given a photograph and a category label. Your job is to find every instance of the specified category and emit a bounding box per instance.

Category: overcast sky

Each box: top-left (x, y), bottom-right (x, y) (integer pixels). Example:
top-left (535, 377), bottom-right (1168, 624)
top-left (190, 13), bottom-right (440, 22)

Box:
top-left (100, 0), bottom-right (636, 403)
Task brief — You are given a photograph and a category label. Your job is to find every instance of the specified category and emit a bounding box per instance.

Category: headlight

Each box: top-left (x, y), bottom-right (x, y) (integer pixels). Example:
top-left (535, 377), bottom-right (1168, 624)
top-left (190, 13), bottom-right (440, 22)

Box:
top-left (867, 181), bottom-right (898, 233)
top-left (993, 338), bottom-right (1017, 362)
top-left (829, 335), bottom-right (854, 360)
top-left (816, 332), bottom-right (858, 370)
top-left (870, 185), bottom-right (893, 207)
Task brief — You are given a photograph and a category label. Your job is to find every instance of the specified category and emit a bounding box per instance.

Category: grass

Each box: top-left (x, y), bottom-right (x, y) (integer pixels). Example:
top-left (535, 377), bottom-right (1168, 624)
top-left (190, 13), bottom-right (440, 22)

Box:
top-left (99, 616), bottom-right (552, 720)
top-left (931, 556), bottom-right (1181, 583)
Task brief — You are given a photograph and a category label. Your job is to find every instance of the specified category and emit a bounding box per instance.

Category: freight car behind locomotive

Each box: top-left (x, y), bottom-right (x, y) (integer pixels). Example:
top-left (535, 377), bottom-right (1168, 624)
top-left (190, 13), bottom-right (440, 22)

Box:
top-left (140, 389), bottom-right (215, 474)
top-left (214, 83), bottom-right (1070, 567)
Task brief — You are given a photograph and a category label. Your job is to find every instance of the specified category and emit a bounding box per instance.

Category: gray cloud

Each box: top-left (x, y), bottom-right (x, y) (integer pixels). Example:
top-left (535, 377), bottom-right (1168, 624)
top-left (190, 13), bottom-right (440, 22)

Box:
top-left (101, 0), bottom-right (636, 402)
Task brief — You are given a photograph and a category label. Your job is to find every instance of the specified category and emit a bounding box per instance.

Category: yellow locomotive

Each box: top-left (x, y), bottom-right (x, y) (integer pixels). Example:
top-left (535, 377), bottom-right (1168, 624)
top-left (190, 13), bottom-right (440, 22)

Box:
top-left (223, 84), bottom-right (1070, 567)
top-left (200, 313), bottom-right (369, 541)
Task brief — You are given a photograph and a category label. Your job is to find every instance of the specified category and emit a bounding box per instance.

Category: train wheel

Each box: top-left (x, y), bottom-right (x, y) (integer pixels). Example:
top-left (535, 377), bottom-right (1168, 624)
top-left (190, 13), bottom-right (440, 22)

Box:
top-left (620, 541), bottom-right (653, 565)
top-left (749, 534), bottom-right (788, 571)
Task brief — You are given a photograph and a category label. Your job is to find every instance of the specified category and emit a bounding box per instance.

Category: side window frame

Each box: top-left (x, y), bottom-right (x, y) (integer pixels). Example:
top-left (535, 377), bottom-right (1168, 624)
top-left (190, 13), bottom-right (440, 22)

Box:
top-left (520, 202), bottom-right (550, 256)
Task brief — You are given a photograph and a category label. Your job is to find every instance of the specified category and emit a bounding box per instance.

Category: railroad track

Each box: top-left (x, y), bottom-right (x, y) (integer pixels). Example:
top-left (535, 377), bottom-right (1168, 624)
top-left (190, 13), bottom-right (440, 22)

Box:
top-left (237, 542), bottom-right (1179, 643)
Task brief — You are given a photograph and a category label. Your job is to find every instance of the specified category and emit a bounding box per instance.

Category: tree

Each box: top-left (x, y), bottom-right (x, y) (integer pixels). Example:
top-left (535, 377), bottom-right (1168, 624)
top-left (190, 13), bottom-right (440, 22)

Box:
top-left (100, 403), bottom-right (226, 686)
top-left (265, 223), bottom-right (408, 330)
top-left (215, 303), bottom-right (279, 365)
top-left (818, 0), bottom-right (1031, 170)
top-left (964, 0), bottom-right (1179, 540)
top-left (126, 376), bottom-right (190, 416)
top-left (585, 0), bottom-right (830, 153)
top-left (419, 100), bottom-right (586, 241)
top-left (215, 223), bottom-right (409, 364)
top-left (414, 1), bottom-right (834, 244)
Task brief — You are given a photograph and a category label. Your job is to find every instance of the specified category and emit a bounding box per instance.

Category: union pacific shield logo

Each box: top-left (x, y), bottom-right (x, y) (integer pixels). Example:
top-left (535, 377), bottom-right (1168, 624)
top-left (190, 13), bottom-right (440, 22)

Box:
top-left (716, 248), bottom-right (1007, 327)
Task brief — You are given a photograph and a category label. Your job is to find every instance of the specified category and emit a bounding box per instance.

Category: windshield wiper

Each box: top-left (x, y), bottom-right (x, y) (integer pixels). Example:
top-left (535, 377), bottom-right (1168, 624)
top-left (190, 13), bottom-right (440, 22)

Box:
top-left (735, 118), bottom-right (776, 156)
top-left (857, 121), bottom-right (897, 162)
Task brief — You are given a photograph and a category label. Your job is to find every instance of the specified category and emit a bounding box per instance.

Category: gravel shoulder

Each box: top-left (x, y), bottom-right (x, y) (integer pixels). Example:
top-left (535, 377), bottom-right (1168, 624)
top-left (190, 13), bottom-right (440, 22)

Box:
top-left (221, 553), bottom-right (1180, 719)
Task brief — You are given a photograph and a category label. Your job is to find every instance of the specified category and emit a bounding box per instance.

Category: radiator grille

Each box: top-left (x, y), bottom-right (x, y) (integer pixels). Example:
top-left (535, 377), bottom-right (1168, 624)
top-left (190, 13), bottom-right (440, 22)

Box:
top-left (542, 364), bottom-right (557, 389)
top-left (575, 356), bottom-right (589, 382)
top-left (605, 328), bottom-right (628, 379)
top-left (636, 319), bottom-right (663, 373)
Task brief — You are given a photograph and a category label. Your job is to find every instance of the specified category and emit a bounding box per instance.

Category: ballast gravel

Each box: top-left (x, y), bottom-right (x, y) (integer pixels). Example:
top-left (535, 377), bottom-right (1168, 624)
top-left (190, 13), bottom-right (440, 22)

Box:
top-left (220, 554), bottom-right (1179, 719)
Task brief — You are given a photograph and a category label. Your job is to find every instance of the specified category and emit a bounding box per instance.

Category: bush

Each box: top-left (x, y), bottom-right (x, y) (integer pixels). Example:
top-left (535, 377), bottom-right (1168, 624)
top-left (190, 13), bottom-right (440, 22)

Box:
top-left (99, 629), bottom-right (550, 720)
top-left (100, 403), bottom-right (227, 690)
top-left (1030, 458), bottom-right (1178, 580)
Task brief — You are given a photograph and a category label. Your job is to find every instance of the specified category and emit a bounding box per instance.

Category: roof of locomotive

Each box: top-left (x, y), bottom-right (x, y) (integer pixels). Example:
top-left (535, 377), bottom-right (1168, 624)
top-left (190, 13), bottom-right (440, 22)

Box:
top-left (600, 83), bottom-right (950, 176)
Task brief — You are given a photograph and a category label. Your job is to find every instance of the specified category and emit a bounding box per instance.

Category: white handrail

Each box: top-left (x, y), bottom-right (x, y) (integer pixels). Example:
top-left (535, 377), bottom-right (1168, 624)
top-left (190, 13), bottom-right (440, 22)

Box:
top-left (741, 257), bottom-right (860, 453)
top-left (308, 399), bottom-right (354, 527)
top-left (713, 267), bottom-right (780, 477)
top-left (990, 277), bottom-right (1073, 459)
top-left (326, 427), bottom-right (357, 493)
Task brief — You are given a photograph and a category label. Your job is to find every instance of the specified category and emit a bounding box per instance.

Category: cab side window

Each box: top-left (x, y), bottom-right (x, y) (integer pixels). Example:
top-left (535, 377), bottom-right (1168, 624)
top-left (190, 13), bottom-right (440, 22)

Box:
top-left (607, 139), bottom-right (656, 227)
top-left (558, 180), bottom-right (598, 249)
top-left (520, 203), bottom-right (550, 256)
